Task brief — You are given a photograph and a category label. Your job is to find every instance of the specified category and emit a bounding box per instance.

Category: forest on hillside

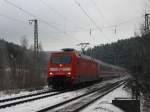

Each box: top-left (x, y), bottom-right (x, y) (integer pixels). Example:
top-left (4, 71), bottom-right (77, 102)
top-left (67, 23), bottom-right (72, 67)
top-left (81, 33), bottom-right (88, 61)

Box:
top-left (1, 32), bottom-right (150, 92)
top-left (85, 33), bottom-right (150, 92)
top-left (0, 39), bottom-right (48, 90)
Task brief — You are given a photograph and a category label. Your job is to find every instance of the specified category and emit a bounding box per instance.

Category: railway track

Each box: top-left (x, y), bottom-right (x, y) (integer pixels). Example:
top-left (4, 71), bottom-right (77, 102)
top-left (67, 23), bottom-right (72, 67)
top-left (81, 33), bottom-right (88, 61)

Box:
top-left (0, 89), bottom-right (52, 103)
top-left (0, 78), bottom-right (127, 112)
top-left (37, 80), bottom-right (125, 112)
top-left (0, 90), bottom-right (65, 109)
top-left (0, 81), bottom-right (103, 109)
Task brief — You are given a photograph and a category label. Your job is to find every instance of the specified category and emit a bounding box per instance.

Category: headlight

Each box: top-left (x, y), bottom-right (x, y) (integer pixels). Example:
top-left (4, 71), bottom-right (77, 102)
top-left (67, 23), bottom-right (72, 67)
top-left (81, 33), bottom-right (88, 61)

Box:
top-left (49, 72), bottom-right (53, 75)
top-left (67, 72), bottom-right (71, 75)
top-left (48, 72), bottom-right (53, 77)
top-left (66, 72), bottom-right (71, 77)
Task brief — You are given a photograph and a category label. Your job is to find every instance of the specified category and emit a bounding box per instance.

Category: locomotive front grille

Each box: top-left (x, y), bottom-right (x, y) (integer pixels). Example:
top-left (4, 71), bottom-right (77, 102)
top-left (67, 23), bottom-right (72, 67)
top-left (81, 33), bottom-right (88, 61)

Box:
top-left (52, 76), bottom-right (72, 87)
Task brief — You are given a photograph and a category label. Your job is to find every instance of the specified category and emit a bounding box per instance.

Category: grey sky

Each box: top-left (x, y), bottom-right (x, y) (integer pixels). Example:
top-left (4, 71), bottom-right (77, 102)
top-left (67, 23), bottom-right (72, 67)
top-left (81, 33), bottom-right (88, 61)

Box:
top-left (0, 0), bottom-right (148, 51)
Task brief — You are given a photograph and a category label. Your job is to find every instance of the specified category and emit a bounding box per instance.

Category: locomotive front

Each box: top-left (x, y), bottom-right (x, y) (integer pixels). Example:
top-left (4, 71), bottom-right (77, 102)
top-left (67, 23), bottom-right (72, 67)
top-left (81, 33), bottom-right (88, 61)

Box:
top-left (47, 51), bottom-right (77, 88)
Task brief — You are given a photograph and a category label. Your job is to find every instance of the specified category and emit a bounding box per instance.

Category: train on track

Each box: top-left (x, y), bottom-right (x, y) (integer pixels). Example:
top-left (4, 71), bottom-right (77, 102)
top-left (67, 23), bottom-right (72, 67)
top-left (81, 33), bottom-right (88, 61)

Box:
top-left (47, 48), bottom-right (126, 88)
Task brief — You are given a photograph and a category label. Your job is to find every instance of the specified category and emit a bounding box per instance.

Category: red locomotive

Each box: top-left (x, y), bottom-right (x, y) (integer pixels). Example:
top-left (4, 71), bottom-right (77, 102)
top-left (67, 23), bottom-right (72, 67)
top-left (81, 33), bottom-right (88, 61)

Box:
top-left (47, 48), bottom-right (125, 88)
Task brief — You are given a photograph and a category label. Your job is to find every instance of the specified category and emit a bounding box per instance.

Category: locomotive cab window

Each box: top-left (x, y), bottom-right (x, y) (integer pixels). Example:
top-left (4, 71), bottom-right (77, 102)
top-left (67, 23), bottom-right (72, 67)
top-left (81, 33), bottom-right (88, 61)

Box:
top-left (51, 56), bottom-right (72, 64)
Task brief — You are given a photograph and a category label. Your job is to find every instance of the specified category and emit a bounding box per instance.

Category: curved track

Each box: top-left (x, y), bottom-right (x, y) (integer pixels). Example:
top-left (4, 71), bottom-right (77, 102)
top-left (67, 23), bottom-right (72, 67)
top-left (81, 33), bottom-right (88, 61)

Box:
top-left (0, 90), bottom-right (65, 109)
top-left (0, 77), bottom-right (128, 112)
top-left (37, 80), bottom-right (125, 112)
top-left (0, 89), bottom-right (52, 103)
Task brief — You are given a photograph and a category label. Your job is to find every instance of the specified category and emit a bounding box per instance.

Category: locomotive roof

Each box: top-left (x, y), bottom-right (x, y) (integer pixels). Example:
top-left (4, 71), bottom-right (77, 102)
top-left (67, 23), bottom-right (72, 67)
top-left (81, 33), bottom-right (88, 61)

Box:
top-left (61, 48), bottom-right (76, 52)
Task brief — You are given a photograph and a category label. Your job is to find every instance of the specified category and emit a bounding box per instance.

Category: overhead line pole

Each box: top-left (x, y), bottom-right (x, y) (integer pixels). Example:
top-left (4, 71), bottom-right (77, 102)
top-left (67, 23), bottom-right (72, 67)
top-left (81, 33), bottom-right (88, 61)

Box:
top-left (29, 19), bottom-right (39, 59)
top-left (145, 13), bottom-right (150, 33)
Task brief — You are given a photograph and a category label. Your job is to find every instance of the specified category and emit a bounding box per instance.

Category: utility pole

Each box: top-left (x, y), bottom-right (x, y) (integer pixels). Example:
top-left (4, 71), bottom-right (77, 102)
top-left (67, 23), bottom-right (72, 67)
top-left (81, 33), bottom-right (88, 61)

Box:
top-left (145, 13), bottom-right (150, 33)
top-left (29, 19), bottom-right (40, 81)
top-left (77, 42), bottom-right (90, 54)
top-left (29, 19), bottom-right (39, 59)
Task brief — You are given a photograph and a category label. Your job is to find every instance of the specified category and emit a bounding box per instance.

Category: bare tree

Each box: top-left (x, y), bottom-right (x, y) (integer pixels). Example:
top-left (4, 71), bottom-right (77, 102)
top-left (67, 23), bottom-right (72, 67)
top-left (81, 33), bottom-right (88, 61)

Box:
top-left (20, 35), bottom-right (28, 49)
top-left (38, 42), bottom-right (43, 53)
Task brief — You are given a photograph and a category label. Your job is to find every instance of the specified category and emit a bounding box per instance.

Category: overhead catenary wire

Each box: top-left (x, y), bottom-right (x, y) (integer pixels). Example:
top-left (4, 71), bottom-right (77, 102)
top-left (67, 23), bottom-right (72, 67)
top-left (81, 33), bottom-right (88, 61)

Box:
top-left (0, 13), bottom-right (28, 25)
top-left (89, 0), bottom-right (106, 23)
top-left (89, 0), bottom-right (113, 29)
top-left (3, 0), bottom-right (79, 43)
top-left (74, 0), bottom-right (103, 32)
top-left (0, 12), bottom-right (83, 38)
top-left (4, 0), bottom-right (61, 31)
top-left (4, 0), bottom-right (36, 18)
top-left (43, 15), bottom-right (142, 34)
top-left (40, 19), bottom-right (79, 42)
top-left (87, 16), bottom-right (142, 33)
top-left (104, 16), bottom-right (142, 28)
top-left (88, 0), bottom-right (142, 35)
top-left (73, 0), bottom-right (111, 41)
top-left (3, 0), bottom-right (138, 34)
top-left (3, 0), bottom-right (141, 45)
top-left (1, 0), bottom-right (141, 36)
top-left (39, 0), bottom-right (91, 31)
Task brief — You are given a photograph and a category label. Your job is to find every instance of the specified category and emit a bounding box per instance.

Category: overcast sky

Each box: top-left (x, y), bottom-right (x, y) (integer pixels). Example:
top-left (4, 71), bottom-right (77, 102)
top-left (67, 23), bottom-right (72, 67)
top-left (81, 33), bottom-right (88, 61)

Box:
top-left (0, 0), bottom-right (149, 51)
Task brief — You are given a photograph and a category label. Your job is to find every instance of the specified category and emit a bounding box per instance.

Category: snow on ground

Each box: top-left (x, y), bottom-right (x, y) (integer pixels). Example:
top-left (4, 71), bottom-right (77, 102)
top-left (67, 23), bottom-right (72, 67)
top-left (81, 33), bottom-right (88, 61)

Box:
top-left (0, 86), bottom-right (49, 100)
top-left (0, 78), bottom-right (127, 112)
top-left (81, 85), bottom-right (132, 112)
top-left (0, 92), bottom-right (58, 106)
top-left (0, 79), bottom-right (121, 112)
top-left (0, 89), bottom-right (85, 112)
top-left (0, 77), bottom-right (125, 101)
top-left (86, 103), bottom-right (125, 112)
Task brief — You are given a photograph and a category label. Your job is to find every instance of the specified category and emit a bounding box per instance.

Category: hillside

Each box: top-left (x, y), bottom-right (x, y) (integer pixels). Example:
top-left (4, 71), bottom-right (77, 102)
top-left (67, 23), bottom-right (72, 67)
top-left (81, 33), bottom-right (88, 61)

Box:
top-left (0, 39), bottom-right (47, 90)
top-left (86, 33), bottom-right (150, 92)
